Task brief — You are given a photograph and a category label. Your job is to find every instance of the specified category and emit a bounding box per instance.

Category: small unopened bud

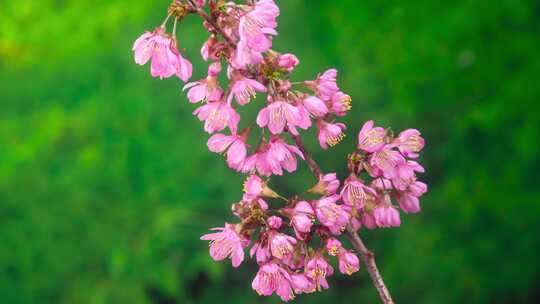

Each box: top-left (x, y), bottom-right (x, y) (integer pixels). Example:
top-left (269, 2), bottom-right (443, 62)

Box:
top-left (267, 216), bottom-right (283, 229)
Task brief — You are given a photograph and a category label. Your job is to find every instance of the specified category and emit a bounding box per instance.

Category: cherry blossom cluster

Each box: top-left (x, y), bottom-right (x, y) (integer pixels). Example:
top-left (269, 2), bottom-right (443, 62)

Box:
top-left (133, 0), bottom-right (426, 302)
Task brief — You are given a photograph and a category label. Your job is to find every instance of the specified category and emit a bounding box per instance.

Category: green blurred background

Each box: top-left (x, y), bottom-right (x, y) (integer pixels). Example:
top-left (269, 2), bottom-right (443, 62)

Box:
top-left (1, 0), bottom-right (539, 303)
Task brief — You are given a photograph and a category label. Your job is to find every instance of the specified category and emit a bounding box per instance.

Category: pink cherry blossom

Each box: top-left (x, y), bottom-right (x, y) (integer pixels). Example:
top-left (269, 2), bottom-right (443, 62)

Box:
top-left (183, 62), bottom-right (223, 103)
top-left (305, 69), bottom-right (339, 101)
top-left (396, 192), bottom-right (421, 213)
top-left (395, 129), bottom-right (425, 158)
top-left (250, 237), bottom-right (271, 264)
top-left (282, 200), bottom-right (315, 237)
top-left (193, 100), bottom-right (240, 134)
top-left (200, 35), bottom-right (215, 61)
top-left (309, 173), bottom-right (340, 196)
top-left (238, 0), bottom-right (279, 52)
top-left (317, 120), bottom-right (346, 149)
top-left (231, 198), bottom-right (268, 219)
top-left (232, 39), bottom-right (265, 68)
top-left (302, 96), bottom-right (328, 118)
top-left (278, 53), bottom-right (299, 72)
top-left (257, 100), bottom-right (303, 135)
top-left (133, 27), bottom-right (192, 81)
top-left (361, 212), bottom-right (378, 230)
top-left (314, 195), bottom-right (350, 235)
top-left (306, 254), bottom-right (334, 291)
top-left (252, 262), bottom-right (294, 302)
top-left (241, 137), bottom-right (304, 177)
top-left (341, 175), bottom-right (377, 208)
top-left (338, 250), bottom-right (360, 275)
top-left (357, 120), bottom-right (386, 152)
top-left (370, 147), bottom-right (406, 179)
top-left (330, 91), bottom-right (352, 116)
top-left (295, 102), bottom-right (313, 130)
top-left (201, 35), bottom-right (229, 62)
top-left (227, 74), bottom-right (267, 105)
top-left (373, 205), bottom-right (401, 228)
top-left (291, 273), bottom-right (316, 294)
top-left (326, 238), bottom-right (343, 256)
top-left (171, 44), bottom-right (193, 82)
top-left (392, 160), bottom-right (425, 190)
top-left (264, 136), bottom-right (304, 175)
top-left (371, 177), bottom-right (394, 192)
top-left (234, 0), bottom-right (279, 68)
top-left (396, 180), bottom-right (427, 213)
top-left (268, 230), bottom-right (297, 259)
top-left (207, 132), bottom-right (248, 170)
top-left (200, 223), bottom-right (248, 267)
top-left (409, 180), bottom-right (428, 197)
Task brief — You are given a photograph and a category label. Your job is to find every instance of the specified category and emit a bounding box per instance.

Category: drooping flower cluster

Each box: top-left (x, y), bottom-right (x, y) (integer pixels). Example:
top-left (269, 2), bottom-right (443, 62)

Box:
top-left (133, 0), bottom-right (426, 302)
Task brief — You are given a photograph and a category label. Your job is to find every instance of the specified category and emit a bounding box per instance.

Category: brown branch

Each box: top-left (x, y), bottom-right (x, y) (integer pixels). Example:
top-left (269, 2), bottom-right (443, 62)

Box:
top-left (346, 224), bottom-right (395, 304)
top-left (290, 132), bottom-right (322, 177)
top-left (290, 133), bottom-right (394, 304)
top-left (188, 1), bottom-right (237, 48)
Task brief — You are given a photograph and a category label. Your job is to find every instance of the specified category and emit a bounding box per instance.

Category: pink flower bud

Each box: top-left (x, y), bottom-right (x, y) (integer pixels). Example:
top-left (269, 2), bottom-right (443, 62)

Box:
top-left (267, 216), bottom-right (283, 229)
top-left (373, 205), bottom-right (401, 228)
top-left (338, 250), bottom-right (360, 275)
top-left (200, 223), bottom-right (248, 268)
top-left (278, 53), bottom-right (299, 71)
top-left (396, 192), bottom-right (421, 213)
top-left (326, 238), bottom-right (343, 256)
top-left (302, 96), bottom-right (328, 118)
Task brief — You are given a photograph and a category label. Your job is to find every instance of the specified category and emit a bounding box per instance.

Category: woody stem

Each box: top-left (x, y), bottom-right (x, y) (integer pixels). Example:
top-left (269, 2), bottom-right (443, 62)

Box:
top-left (188, 0), bottom-right (237, 48)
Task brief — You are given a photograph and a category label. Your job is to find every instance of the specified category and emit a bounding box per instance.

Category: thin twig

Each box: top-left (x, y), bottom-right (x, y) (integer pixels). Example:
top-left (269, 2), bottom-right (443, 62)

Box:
top-left (188, 0), bottom-right (236, 48)
top-left (290, 132), bottom-right (322, 177)
top-left (346, 224), bottom-right (394, 304)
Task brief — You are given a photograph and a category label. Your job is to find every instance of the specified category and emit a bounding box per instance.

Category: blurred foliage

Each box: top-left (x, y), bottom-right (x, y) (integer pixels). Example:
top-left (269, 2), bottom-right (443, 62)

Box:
top-left (1, 0), bottom-right (539, 303)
